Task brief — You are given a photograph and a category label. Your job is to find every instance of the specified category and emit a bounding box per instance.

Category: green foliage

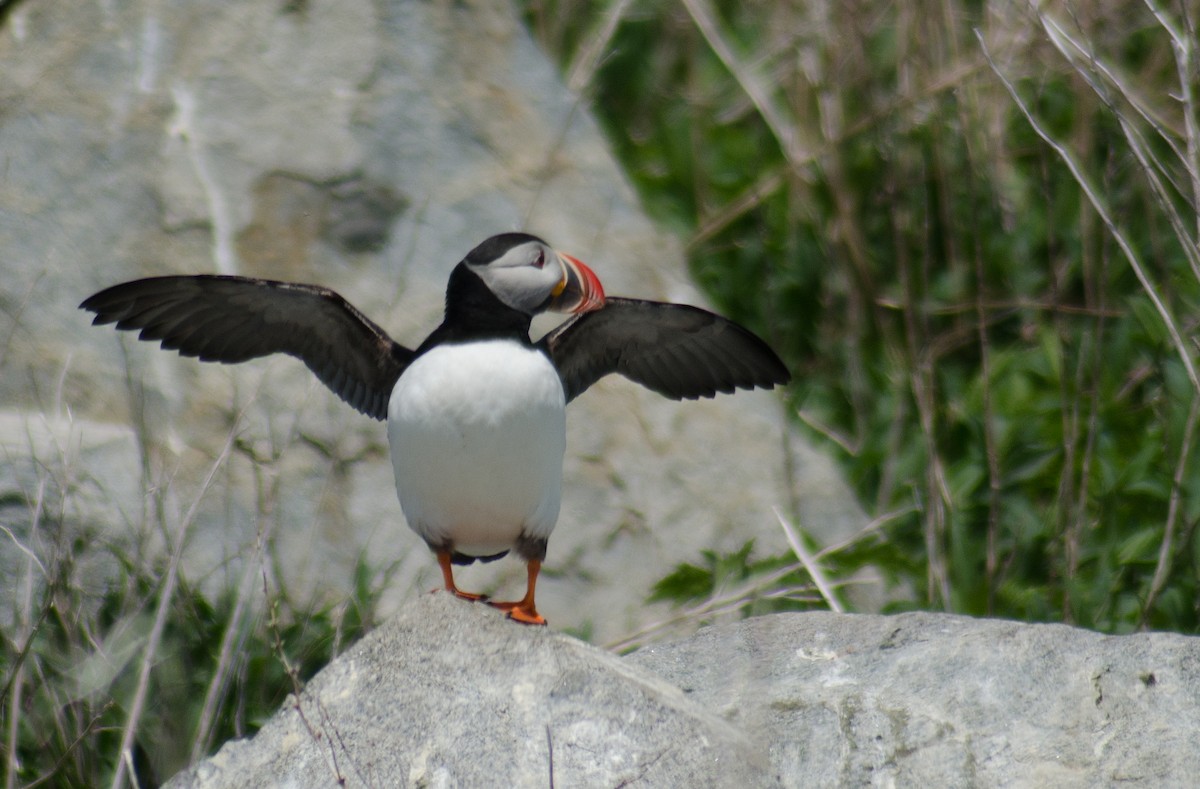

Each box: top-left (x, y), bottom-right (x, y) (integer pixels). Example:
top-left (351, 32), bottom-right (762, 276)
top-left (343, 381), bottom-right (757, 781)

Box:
top-left (1, 542), bottom-right (384, 786)
top-left (522, 1), bottom-right (1200, 633)
top-left (649, 541), bottom-right (816, 617)
top-left (646, 533), bottom-right (915, 621)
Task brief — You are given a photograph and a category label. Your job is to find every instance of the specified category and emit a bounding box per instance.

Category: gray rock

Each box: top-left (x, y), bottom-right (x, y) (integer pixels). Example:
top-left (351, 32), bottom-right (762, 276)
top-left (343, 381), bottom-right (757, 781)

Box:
top-left (169, 604), bottom-right (1200, 787)
top-left (164, 592), bottom-right (779, 788)
top-left (0, 0), bottom-right (866, 644)
top-left (627, 610), bottom-right (1200, 788)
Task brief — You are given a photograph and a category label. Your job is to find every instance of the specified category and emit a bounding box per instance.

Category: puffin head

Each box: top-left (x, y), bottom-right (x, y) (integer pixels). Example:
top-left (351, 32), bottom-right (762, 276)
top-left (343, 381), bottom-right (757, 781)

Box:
top-left (463, 233), bottom-right (606, 316)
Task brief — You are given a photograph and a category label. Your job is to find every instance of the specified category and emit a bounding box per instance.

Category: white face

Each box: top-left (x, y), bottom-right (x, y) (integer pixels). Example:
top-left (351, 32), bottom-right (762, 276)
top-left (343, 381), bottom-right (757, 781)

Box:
top-left (467, 240), bottom-right (566, 315)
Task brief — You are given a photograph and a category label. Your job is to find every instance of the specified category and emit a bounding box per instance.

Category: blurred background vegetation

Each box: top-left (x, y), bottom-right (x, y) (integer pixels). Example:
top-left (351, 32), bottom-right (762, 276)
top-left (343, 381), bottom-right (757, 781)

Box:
top-left (522, 0), bottom-right (1200, 634)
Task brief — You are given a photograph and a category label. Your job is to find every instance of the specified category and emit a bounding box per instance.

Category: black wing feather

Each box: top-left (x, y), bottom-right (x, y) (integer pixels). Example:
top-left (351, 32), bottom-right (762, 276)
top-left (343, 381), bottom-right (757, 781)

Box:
top-left (541, 297), bottom-right (790, 403)
top-left (81, 275), bottom-right (414, 420)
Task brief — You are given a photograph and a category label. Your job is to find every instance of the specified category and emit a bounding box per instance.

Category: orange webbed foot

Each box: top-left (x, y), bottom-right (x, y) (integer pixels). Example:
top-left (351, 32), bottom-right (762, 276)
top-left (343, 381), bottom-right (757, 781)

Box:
top-left (507, 607), bottom-right (547, 626)
top-left (488, 599), bottom-right (546, 626)
top-left (486, 558), bottom-right (546, 625)
top-left (432, 587), bottom-right (489, 603)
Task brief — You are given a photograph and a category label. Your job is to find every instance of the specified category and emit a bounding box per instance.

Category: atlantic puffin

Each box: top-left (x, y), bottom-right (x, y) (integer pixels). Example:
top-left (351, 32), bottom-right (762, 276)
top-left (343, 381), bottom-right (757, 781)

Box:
top-left (81, 233), bottom-right (790, 624)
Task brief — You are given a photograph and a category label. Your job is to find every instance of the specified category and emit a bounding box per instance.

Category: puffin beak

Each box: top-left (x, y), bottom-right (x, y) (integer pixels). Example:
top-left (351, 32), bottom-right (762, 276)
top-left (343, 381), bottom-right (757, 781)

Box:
top-left (548, 252), bottom-right (606, 314)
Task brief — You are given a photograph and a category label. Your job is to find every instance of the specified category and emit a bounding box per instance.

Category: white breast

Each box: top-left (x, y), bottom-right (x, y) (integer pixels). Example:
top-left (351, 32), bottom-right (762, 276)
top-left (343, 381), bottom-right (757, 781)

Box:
top-left (387, 340), bottom-right (566, 557)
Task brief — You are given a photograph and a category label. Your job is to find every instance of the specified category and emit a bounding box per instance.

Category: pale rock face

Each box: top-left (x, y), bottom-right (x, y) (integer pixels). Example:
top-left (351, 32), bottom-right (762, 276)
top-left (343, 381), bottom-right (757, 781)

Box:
top-left (0, 0), bottom-right (867, 644)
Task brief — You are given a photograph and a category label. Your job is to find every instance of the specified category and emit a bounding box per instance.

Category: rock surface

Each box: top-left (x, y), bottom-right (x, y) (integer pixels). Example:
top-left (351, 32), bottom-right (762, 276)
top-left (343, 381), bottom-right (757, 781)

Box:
top-left (0, 0), bottom-right (865, 644)
top-left (168, 598), bottom-right (1200, 788)
top-left (628, 610), bottom-right (1200, 788)
top-left (165, 593), bottom-right (779, 788)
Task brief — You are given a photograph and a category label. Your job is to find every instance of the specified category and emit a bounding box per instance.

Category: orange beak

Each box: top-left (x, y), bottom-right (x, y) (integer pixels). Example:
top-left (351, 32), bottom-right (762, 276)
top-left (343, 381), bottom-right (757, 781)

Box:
top-left (548, 252), bottom-right (606, 314)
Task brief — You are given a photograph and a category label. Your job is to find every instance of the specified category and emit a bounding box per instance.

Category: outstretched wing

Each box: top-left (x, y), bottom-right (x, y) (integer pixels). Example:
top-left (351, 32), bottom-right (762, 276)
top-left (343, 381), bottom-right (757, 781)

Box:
top-left (541, 297), bottom-right (790, 403)
top-left (81, 275), bottom-right (414, 420)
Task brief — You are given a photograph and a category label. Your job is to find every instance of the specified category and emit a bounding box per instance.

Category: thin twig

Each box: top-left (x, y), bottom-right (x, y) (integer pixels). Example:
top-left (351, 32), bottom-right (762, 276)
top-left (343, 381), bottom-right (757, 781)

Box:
top-left (689, 167), bottom-right (786, 248)
top-left (605, 563), bottom-right (828, 652)
top-left (1141, 396), bottom-right (1200, 625)
top-left (17, 702), bottom-right (114, 789)
top-left (773, 508), bottom-right (844, 613)
top-left (1050, 11), bottom-right (1187, 161)
top-left (191, 374), bottom-right (304, 763)
top-left (565, 0), bottom-right (634, 92)
top-left (1038, 12), bottom-right (1200, 280)
top-left (122, 749), bottom-right (141, 789)
top-left (1142, 0), bottom-right (1200, 242)
top-left (794, 408), bottom-right (860, 456)
top-left (813, 506), bottom-right (914, 560)
top-left (873, 296), bottom-right (1123, 318)
top-left (979, 29), bottom-right (1200, 397)
top-left (188, 549), bottom-right (261, 763)
top-left (0, 523), bottom-right (47, 579)
top-left (5, 470), bottom-right (48, 789)
top-left (316, 697), bottom-right (355, 787)
top-left (109, 425), bottom-right (240, 789)
top-left (679, 0), bottom-right (804, 164)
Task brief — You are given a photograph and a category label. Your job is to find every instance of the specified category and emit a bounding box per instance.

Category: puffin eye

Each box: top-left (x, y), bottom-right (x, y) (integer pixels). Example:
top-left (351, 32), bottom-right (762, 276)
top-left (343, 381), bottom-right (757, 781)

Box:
top-left (532, 250), bottom-right (545, 269)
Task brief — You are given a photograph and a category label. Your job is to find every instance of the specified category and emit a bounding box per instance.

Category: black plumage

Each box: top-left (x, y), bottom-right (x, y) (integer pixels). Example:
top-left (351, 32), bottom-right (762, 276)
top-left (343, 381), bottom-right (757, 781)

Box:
top-left (81, 276), bottom-right (412, 420)
top-left (82, 272), bottom-right (788, 413)
top-left (540, 297), bottom-right (789, 402)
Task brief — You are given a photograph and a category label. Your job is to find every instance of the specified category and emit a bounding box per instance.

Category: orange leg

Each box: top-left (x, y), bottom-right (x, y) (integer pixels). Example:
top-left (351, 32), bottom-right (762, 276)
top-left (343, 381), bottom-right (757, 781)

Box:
top-left (436, 551), bottom-right (488, 602)
top-left (488, 559), bottom-right (546, 626)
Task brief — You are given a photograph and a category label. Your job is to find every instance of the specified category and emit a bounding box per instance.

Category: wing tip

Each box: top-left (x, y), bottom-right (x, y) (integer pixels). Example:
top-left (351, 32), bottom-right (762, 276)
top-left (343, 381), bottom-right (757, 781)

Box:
top-left (80, 296), bottom-right (114, 323)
